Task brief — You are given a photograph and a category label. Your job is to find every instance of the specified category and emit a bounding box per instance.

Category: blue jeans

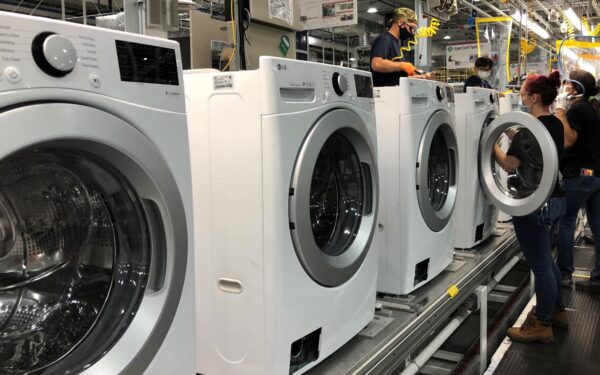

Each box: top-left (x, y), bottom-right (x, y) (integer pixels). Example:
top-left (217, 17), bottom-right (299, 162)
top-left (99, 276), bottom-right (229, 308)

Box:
top-left (557, 175), bottom-right (600, 284)
top-left (513, 197), bottom-right (566, 322)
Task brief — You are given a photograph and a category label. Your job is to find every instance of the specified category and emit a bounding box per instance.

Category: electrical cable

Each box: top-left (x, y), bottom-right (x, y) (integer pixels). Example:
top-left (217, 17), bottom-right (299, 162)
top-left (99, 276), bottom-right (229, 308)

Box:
top-left (221, 0), bottom-right (236, 71)
top-left (520, 33), bottom-right (537, 56)
top-left (391, 18), bottom-right (441, 62)
top-left (564, 18), bottom-right (576, 40)
top-left (582, 18), bottom-right (600, 36)
top-left (416, 17), bottom-right (441, 38)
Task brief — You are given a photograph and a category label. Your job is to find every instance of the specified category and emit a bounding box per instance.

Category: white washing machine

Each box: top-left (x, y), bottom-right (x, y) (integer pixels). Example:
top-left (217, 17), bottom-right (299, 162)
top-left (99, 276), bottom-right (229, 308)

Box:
top-left (0, 13), bottom-right (194, 374)
top-left (499, 92), bottom-right (520, 114)
top-left (454, 88), bottom-right (500, 249)
top-left (185, 57), bottom-right (378, 374)
top-left (455, 90), bottom-right (561, 239)
top-left (496, 93), bottom-right (521, 223)
top-left (375, 79), bottom-right (458, 295)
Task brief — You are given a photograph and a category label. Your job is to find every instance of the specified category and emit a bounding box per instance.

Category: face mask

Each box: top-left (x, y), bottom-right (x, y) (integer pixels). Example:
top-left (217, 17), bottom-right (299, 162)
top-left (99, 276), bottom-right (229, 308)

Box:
top-left (399, 25), bottom-right (414, 40)
top-left (478, 71), bottom-right (491, 79)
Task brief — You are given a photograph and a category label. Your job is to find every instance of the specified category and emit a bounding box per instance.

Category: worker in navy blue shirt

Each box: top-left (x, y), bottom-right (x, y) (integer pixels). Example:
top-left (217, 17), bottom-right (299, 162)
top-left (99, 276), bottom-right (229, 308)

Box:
top-left (463, 57), bottom-right (494, 92)
top-left (369, 7), bottom-right (434, 87)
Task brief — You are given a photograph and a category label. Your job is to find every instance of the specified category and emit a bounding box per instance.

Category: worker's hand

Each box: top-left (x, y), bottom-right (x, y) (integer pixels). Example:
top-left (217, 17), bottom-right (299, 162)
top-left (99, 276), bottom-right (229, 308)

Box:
top-left (422, 72), bottom-right (435, 80)
top-left (397, 62), bottom-right (417, 76)
top-left (555, 92), bottom-right (570, 111)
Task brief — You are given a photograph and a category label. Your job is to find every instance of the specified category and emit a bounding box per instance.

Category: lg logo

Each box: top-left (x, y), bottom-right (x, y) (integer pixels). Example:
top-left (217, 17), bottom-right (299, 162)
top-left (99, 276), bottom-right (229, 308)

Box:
top-left (276, 63), bottom-right (288, 71)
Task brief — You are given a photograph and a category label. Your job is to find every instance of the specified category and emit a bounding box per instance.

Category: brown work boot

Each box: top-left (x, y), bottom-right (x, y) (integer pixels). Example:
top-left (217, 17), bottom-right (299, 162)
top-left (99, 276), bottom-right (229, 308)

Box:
top-left (529, 306), bottom-right (569, 329)
top-left (507, 311), bottom-right (554, 344)
top-left (552, 309), bottom-right (569, 329)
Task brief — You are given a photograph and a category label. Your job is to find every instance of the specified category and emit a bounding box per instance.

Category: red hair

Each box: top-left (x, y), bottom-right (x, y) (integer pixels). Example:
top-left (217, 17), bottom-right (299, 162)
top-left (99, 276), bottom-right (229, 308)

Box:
top-left (523, 70), bottom-right (561, 106)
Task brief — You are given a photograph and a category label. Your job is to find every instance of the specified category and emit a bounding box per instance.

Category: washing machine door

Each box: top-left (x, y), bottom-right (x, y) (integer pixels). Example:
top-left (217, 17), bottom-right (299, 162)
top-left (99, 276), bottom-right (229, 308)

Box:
top-left (289, 109), bottom-right (378, 287)
top-left (479, 111), bottom-right (559, 217)
top-left (0, 103), bottom-right (187, 374)
top-left (416, 110), bottom-right (458, 232)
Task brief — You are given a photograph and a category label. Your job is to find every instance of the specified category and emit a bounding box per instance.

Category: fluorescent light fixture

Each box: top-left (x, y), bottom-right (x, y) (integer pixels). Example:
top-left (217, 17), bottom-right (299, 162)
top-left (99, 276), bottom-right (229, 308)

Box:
top-left (367, 1), bottom-right (377, 13)
top-left (564, 8), bottom-right (582, 31)
top-left (444, 34), bottom-right (451, 39)
top-left (561, 47), bottom-right (578, 61)
top-left (511, 10), bottom-right (550, 39)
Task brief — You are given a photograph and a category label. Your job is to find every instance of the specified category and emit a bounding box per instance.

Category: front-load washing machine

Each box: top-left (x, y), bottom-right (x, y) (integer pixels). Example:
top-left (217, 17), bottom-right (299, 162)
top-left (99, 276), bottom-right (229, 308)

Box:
top-left (454, 88), bottom-right (500, 249)
top-left (456, 91), bottom-right (561, 240)
top-left (186, 57), bottom-right (378, 374)
top-left (375, 78), bottom-right (458, 295)
top-left (0, 13), bottom-right (194, 374)
top-left (499, 92), bottom-right (520, 114)
top-left (496, 92), bottom-right (521, 223)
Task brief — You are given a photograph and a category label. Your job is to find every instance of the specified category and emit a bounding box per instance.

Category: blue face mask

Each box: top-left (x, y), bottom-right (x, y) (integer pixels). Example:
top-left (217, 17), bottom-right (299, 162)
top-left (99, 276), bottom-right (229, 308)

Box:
top-left (519, 102), bottom-right (530, 113)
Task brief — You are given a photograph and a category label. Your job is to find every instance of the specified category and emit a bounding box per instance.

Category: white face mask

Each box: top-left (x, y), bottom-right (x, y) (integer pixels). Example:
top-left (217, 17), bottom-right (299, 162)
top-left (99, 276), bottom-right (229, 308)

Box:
top-left (478, 70), bottom-right (491, 79)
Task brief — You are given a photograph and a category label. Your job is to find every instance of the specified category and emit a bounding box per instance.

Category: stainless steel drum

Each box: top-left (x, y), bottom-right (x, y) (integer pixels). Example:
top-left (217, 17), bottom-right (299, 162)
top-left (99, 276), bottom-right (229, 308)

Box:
top-left (0, 149), bottom-right (150, 374)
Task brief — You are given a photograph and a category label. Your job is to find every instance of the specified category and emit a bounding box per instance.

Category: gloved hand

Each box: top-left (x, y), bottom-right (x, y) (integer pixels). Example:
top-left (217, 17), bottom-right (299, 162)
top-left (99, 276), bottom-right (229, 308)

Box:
top-left (397, 62), bottom-right (417, 76)
top-left (555, 92), bottom-right (570, 111)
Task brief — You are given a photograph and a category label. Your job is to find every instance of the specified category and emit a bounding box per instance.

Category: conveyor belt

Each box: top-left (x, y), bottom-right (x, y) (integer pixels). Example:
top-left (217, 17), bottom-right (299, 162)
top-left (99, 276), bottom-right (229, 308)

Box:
top-left (494, 244), bottom-right (600, 375)
top-left (309, 227), bottom-right (520, 374)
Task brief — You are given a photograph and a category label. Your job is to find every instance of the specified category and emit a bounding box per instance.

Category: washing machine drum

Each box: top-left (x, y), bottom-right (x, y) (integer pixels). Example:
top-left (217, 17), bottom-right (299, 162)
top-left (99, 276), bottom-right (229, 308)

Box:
top-left (0, 149), bottom-right (150, 373)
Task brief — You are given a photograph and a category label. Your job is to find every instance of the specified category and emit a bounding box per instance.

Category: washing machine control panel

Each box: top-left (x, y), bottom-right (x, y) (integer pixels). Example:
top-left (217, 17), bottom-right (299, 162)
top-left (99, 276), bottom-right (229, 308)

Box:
top-left (332, 72), bottom-right (348, 96)
top-left (31, 32), bottom-right (78, 77)
top-left (405, 79), bottom-right (453, 110)
top-left (467, 87), bottom-right (500, 113)
top-left (260, 57), bottom-right (374, 114)
top-left (0, 12), bottom-right (185, 113)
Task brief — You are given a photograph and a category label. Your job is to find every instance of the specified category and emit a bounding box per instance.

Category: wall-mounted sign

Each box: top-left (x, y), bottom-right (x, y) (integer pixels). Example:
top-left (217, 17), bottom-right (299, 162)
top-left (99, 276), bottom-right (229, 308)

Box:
top-left (299, 0), bottom-right (358, 30)
top-left (446, 42), bottom-right (491, 69)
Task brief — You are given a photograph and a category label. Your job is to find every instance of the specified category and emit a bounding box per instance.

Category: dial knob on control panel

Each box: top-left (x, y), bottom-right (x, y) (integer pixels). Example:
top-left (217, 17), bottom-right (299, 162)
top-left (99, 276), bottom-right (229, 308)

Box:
top-left (435, 86), bottom-right (445, 102)
top-left (32, 32), bottom-right (77, 77)
top-left (332, 72), bottom-right (348, 96)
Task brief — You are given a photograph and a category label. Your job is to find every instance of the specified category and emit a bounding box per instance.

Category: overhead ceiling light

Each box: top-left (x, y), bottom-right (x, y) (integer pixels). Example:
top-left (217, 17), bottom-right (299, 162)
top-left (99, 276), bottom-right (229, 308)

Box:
top-left (564, 8), bottom-right (582, 31)
top-left (367, 1), bottom-right (377, 13)
top-left (511, 10), bottom-right (550, 39)
top-left (561, 46), bottom-right (578, 61)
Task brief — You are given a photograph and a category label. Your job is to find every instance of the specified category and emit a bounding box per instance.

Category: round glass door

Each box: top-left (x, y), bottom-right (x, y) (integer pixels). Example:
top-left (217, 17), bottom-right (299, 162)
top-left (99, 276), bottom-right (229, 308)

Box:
top-left (289, 109), bottom-right (378, 287)
top-left (479, 111), bottom-right (559, 216)
top-left (416, 110), bottom-right (458, 232)
top-left (310, 133), bottom-right (365, 256)
top-left (0, 103), bottom-right (188, 374)
top-left (0, 148), bottom-right (150, 373)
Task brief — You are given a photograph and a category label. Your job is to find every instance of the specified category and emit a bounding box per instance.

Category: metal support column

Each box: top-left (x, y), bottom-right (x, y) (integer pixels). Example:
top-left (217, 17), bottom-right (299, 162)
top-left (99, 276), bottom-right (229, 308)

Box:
top-left (82, 0), bottom-right (87, 25)
top-left (233, 0), bottom-right (242, 70)
top-left (476, 285), bottom-right (488, 375)
top-left (414, 0), bottom-right (432, 70)
top-left (332, 29), bottom-right (335, 66)
top-left (124, 0), bottom-right (145, 34)
top-left (322, 33), bottom-right (326, 63)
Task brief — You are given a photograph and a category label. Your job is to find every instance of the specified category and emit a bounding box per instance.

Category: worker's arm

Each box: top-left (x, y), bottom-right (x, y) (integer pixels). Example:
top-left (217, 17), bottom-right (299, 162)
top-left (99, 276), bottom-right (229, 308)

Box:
top-left (371, 56), bottom-right (416, 75)
top-left (555, 108), bottom-right (578, 148)
top-left (494, 144), bottom-right (521, 172)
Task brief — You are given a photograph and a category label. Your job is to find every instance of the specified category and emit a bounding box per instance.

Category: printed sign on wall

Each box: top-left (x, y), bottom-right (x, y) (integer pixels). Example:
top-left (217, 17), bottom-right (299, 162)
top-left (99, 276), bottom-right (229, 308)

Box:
top-left (300, 0), bottom-right (357, 30)
top-left (446, 42), bottom-right (492, 69)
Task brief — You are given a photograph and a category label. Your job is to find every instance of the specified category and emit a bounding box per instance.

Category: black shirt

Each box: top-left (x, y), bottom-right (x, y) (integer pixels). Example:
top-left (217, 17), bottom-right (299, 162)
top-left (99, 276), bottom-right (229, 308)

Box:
top-left (463, 75), bottom-right (492, 92)
top-left (370, 32), bottom-right (413, 87)
top-left (507, 115), bottom-right (564, 197)
top-left (561, 99), bottom-right (600, 178)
